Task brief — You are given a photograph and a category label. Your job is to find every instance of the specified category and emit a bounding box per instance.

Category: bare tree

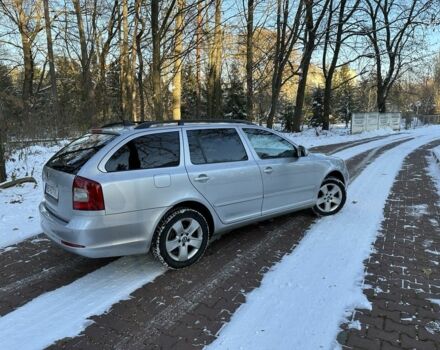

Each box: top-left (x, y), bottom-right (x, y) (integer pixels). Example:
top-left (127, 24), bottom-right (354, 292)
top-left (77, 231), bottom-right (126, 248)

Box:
top-left (321, 0), bottom-right (359, 130)
top-left (245, 0), bottom-right (255, 121)
top-left (0, 0), bottom-right (43, 108)
top-left (72, 0), bottom-right (96, 119)
top-left (291, 0), bottom-right (331, 132)
top-left (266, 0), bottom-right (304, 128)
top-left (172, 0), bottom-right (185, 120)
top-left (195, 0), bottom-right (203, 118)
top-left (135, 0), bottom-right (146, 121)
top-left (207, 0), bottom-right (222, 119)
top-left (43, 0), bottom-right (61, 118)
top-left (97, 0), bottom-right (119, 120)
top-left (362, 0), bottom-right (434, 112)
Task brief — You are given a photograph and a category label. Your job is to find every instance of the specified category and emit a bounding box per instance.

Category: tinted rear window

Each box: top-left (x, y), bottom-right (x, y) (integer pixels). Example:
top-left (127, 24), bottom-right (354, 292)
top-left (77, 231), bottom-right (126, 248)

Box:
top-left (187, 128), bottom-right (248, 164)
top-left (47, 133), bottom-right (115, 174)
top-left (105, 132), bottom-right (180, 172)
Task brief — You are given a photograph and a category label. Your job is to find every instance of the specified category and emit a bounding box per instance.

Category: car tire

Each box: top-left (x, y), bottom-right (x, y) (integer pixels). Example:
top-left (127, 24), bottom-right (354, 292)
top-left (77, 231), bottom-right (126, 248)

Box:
top-left (151, 208), bottom-right (209, 269)
top-left (312, 177), bottom-right (346, 216)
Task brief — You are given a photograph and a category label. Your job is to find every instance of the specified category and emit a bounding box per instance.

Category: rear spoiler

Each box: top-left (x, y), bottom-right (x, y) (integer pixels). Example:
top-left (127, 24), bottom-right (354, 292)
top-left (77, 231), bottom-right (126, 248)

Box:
top-left (90, 128), bottom-right (121, 136)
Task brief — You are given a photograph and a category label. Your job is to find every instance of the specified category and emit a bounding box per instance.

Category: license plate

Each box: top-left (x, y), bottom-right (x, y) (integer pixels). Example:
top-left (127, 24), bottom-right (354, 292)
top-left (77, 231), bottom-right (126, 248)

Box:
top-left (45, 183), bottom-right (59, 201)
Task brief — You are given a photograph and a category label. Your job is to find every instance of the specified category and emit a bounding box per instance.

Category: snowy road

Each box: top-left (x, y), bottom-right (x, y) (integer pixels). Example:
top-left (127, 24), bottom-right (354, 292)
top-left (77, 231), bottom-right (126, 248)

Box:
top-left (0, 126), bottom-right (438, 350)
top-left (207, 129), bottom-right (440, 350)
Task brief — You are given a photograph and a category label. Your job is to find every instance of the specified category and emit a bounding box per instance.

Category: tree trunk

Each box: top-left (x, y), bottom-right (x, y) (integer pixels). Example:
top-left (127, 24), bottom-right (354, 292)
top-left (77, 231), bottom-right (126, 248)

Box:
top-left (377, 87), bottom-right (387, 112)
top-left (292, 54), bottom-right (311, 132)
top-left (15, 0), bottom-right (34, 106)
top-left (151, 0), bottom-right (163, 120)
top-left (292, 3), bottom-right (315, 132)
top-left (0, 109), bottom-right (6, 182)
top-left (195, 1), bottom-right (202, 118)
top-left (72, 0), bottom-right (94, 121)
top-left (131, 0), bottom-right (139, 121)
top-left (246, 0), bottom-right (254, 121)
top-left (120, 0), bottom-right (132, 119)
top-left (267, 75), bottom-right (281, 129)
top-left (322, 78), bottom-right (332, 130)
top-left (98, 0), bottom-right (118, 121)
top-left (20, 36), bottom-right (34, 108)
top-left (172, 0), bottom-right (185, 121)
top-left (207, 0), bottom-right (222, 119)
top-left (135, 0), bottom-right (145, 121)
top-left (43, 0), bottom-right (61, 121)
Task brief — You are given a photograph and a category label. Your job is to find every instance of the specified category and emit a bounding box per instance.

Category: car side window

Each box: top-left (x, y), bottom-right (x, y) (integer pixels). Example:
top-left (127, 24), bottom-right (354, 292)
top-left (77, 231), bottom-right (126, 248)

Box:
top-left (243, 128), bottom-right (296, 159)
top-left (105, 132), bottom-right (180, 172)
top-left (187, 128), bottom-right (248, 164)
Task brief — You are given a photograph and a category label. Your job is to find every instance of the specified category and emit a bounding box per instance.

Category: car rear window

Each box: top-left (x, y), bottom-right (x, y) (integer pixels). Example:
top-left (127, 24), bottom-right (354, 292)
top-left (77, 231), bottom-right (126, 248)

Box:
top-left (46, 133), bottom-right (116, 174)
top-left (187, 128), bottom-right (248, 164)
top-left (105, 131), bottom-right (180, 172)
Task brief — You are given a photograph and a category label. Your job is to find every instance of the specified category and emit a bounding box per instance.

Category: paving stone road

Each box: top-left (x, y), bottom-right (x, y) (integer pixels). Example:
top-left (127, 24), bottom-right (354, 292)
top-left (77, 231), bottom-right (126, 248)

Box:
top-left (2, 133), bottom-right (439, 350)
top-left (338, 141), bottom-right (440, 350)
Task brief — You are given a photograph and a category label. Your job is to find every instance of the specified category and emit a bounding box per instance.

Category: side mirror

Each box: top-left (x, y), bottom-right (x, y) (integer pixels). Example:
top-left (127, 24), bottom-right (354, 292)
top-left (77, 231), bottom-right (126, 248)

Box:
top-left (298, 145), bottom-right (309, 157)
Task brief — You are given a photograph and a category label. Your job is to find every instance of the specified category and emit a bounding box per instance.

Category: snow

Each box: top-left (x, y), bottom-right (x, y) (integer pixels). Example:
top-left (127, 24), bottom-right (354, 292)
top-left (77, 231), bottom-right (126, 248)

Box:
top-left (281, 125), bottom-right (397, 148)
top-left (207, 127), bottom-right (440, 350)
top-left (0, 255), bottom-right (166, 350)
top-left (0, 144), bottom-right (68, 246)
top-left (0, 143), bottom-right (67, 249)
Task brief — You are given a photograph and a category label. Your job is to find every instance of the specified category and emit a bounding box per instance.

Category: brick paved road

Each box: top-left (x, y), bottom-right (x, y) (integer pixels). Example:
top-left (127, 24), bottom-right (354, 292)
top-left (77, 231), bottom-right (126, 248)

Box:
top-left (47, 138), bottom-right (411, 350)
top-left (338, 141), bottom-right (440, 350)
top-left (3, 133), bottom-right (436, 350)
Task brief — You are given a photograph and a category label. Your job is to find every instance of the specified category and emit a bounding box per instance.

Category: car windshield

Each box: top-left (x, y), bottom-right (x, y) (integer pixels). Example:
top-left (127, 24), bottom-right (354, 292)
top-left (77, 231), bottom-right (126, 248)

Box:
top-left (46, 133), bottom-right (115, 174)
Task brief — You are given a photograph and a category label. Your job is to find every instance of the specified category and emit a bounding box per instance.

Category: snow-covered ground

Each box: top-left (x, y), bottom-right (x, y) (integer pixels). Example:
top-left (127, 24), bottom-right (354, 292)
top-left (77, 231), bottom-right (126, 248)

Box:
top-left (0, 143), bottom-right (67, 249)
top-left (281, 125), bottom-right (397, 148)
top-left (207, 127), bottom-right (440, 350)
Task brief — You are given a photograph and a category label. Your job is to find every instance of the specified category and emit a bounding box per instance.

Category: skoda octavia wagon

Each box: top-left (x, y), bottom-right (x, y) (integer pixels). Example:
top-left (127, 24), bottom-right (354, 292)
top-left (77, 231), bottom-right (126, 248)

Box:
top-left (39, 120), bottom-right (349, 268)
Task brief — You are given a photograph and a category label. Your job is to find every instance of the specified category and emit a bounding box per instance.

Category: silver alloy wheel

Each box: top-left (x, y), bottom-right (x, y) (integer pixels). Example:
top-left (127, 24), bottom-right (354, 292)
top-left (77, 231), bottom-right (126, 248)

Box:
top-left (316, 183), bottom-right (343, 213)
top-left (165, 218), bottom-right (203, 261)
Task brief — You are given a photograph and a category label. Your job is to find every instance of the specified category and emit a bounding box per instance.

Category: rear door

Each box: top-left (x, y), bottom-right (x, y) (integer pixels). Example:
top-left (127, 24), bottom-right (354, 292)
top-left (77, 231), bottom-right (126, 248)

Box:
top-left (184, 127), bottom-right (263, 224)
top-left (98, 129), bottom-right (186, 214)
top-left (43, 133), bottom-right (116, 221)
top-left (241, 128), bottom-right (317, 215)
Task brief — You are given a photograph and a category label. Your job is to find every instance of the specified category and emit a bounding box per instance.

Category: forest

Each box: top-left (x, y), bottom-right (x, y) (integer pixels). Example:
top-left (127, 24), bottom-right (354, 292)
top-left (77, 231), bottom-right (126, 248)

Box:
top-left (0, 0), bottom-right (440, 181)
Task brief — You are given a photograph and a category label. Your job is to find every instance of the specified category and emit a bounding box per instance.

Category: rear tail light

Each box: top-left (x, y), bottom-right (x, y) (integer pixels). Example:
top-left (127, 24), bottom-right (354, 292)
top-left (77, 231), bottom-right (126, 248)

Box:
top-left (73, 176), bottom-right (105, 210)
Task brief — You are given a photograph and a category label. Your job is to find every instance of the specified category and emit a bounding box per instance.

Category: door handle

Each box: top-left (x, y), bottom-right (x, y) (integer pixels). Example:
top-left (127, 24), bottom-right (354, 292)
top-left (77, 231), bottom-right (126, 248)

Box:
top-left (194, 174), bottom-right (210, 182)
top-left (263, 167), bottom-right (273, 174)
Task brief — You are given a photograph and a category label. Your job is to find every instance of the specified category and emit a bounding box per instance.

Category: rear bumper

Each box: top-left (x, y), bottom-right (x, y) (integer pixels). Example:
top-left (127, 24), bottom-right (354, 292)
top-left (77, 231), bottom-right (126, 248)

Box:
top-left (39, 201), bottom-right (166, 258)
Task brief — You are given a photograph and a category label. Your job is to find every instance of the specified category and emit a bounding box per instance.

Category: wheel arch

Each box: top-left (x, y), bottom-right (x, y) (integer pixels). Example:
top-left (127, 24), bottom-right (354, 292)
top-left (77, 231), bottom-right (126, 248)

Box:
top-left (164, 200), bottom-right (215, 236)
top-left (324, 170), bottom-right (346, 185)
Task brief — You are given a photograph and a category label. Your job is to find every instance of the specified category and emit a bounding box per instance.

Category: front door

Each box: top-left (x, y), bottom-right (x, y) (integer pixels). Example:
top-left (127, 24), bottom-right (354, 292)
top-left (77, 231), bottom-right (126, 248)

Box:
top-left (241, 128), bottom-right (316, 215)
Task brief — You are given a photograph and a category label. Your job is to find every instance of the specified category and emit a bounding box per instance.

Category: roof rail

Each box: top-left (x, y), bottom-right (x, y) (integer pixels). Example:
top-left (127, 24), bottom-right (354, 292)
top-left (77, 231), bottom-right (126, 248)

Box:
top-left (134, 119), bottom-right (254, 129)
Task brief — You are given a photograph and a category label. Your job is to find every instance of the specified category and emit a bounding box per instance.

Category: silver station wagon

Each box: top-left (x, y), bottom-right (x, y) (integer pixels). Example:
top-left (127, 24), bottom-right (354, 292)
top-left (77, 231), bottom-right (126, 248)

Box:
top-left (39, 120), bottom-right (349, 268)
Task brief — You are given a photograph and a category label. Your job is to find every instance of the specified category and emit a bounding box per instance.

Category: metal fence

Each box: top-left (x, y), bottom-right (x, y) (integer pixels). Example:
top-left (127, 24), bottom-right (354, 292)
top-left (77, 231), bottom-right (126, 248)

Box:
top-left (351, 112), bottom-right (402, 134)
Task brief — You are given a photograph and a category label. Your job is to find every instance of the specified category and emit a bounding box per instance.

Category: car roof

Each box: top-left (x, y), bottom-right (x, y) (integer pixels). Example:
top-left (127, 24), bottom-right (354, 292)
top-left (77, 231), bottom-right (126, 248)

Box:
top-left (93, 120), bottom-right (264, 135)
